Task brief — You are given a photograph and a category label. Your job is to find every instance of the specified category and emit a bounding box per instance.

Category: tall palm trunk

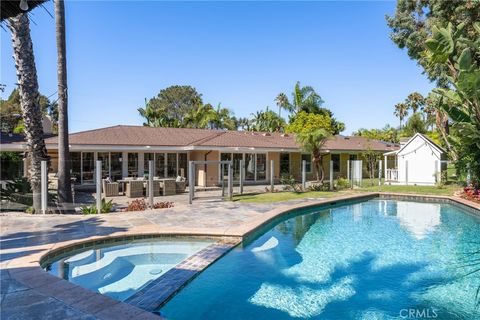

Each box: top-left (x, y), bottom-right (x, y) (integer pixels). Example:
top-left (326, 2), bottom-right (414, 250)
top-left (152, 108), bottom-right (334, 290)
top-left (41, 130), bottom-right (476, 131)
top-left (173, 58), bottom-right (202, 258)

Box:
top-left (55, 0), bottom-right (73, 208)
top-left (8, 13), bottom-right (48, 213)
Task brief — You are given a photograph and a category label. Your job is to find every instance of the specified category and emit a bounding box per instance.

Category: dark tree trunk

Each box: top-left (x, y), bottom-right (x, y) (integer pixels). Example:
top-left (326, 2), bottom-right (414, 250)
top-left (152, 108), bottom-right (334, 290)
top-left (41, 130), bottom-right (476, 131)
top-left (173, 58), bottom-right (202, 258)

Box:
top-left (8, 13), bottom-right (49, 213)
top-left (55, 0), bottom-right (73, 209)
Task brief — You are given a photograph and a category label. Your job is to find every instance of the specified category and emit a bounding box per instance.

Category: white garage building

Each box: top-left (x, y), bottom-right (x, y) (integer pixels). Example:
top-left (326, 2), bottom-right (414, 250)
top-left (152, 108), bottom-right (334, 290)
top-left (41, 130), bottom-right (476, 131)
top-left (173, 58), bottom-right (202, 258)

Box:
top-left (384, 133), bottom-right (447, 186)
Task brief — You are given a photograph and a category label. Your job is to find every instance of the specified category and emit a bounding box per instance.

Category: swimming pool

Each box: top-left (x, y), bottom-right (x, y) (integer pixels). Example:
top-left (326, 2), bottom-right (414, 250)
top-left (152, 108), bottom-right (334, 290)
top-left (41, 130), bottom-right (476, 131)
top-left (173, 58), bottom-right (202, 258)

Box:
top-left (45, 238), bottom-right (214, 301)
top-left (160, 199), bottom-right (480, 319)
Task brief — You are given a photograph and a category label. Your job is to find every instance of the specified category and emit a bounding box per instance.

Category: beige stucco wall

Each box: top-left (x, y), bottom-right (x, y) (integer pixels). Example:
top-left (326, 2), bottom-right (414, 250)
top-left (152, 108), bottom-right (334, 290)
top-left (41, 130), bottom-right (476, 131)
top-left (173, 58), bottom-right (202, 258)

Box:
top-left (268, 152), bottom-right (280, 182)
top-left (189, 150), bottom-right (219, 187)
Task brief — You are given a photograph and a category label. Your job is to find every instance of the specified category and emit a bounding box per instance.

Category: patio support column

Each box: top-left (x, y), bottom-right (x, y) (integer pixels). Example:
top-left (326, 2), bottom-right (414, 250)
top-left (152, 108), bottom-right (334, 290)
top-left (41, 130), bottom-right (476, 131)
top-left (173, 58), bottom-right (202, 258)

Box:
top-left (96, 160), bottom-right (102, 213)
top-left (41, 160), bottom-right (48, 214)
top-left (329, 160), bottom-right (333, 191)
top-left (138, 152), bottom-right (144, 178)
top-left (302, 160), bottom-right (306, 190)
top-left (384, 156), bottom-right (387, 181)
top-left (188, 161), bottom-right (194, 204)
top-left (228, 162), bottom-right (233, 201)
top-left (435, 160), bottom-right (439, 183)
top-left (148, 160), bottom-right (154, 208)
top-left (122, 152), bottom-right (128, 178)
top-left (239, 160), bottom-right (244, 194)
top-left (270, 159), bottom-right (274, 192)
top-left (378, 160), bottom-right (382, 186)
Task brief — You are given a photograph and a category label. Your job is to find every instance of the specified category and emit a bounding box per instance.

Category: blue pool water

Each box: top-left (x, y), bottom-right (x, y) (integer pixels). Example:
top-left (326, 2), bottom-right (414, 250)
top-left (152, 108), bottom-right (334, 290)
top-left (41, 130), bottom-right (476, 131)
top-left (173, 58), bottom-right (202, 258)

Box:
top-left (160, 200), bottom-right (480, 319)
top-left (46, 238), bottom-right (213, 301)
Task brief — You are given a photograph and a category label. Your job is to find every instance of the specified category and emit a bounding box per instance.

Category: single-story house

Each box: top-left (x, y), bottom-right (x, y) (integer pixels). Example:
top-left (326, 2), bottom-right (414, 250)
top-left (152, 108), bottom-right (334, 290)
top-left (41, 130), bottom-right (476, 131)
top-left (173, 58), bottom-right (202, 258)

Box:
top-left (1, 125), bottom-right (399, 186)
top-left (383, 133), bottom-right (446, 186)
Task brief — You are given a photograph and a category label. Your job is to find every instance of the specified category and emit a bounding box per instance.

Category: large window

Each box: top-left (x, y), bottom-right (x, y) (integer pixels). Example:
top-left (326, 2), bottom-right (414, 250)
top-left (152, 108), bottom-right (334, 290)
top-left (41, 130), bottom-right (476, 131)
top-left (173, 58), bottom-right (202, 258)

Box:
top-left (280, 153), bottom-right (290, 175)
top-left (167, 153), bottom-right (177, 177)
top-left (110, 153), bottom-right (123, 181)
top-left (128, 153), bottom-right (138, 177)
top-left (97, 152), bottom-right (110, 179)
top-left (155, 153), bottom-right (165, 178)
top-left (178, 153), bottom-right (187, 178)
top-left (256, 154), bottom-right (267, 180)
top-left (332, 154), bottom-right (340, 173)
top-left (144, 153), bottom-right (154, 177)
top-left (70, 152), bottom-right (81, 183)
top-left (301, 154), bottom-right (312, 173)
top-left (245, 153), bottom-right (255, 181)
top-left (220, 153), bottom-right (232, 177)
top-left (82, 152), bottom-right (94, 183)
top-left (233, 153), bottom-right (243, 181)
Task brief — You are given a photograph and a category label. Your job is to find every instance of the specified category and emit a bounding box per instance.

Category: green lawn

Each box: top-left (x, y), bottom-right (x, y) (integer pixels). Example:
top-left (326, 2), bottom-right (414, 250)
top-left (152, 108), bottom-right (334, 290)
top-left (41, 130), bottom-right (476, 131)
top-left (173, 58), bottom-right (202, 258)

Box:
top-left (233, 190), bottom-right (350, 203)
top-left (233, 183), bottom-right (462, 203)
top-left (356, 183), bottom-right (461, 196)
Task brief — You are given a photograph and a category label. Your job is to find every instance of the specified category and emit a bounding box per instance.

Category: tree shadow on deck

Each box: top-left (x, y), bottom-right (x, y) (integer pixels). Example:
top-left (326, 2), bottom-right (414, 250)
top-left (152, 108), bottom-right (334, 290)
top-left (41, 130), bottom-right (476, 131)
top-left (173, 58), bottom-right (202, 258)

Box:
top-left (0, 217), bottom-right (128, 262)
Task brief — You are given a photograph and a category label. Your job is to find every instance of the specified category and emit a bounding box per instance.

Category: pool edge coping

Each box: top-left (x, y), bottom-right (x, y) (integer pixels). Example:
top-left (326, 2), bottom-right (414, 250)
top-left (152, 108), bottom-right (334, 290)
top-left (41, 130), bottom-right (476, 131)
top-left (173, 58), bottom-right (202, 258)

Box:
top-left (3, 192), bottom-right (479, 319)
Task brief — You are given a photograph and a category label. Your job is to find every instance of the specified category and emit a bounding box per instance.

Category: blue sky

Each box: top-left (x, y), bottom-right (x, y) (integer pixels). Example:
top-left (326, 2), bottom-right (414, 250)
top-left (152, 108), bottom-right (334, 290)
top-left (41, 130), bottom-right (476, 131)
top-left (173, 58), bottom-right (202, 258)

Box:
top-left (1, 1), bottom-right (433, 134)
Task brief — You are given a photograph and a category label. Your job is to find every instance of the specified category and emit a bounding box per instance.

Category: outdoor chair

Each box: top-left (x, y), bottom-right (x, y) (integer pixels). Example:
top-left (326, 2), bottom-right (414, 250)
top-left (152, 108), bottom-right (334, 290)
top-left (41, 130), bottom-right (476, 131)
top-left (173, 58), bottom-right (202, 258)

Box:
top-left (161, 179), bottom-right (176, 196)
top-left (126, 180), bottom-right (144, 198)
top-left (102, 179), bottom-right (119, 197)
top-left (175, 181), bottom-right (186, 194)
top-left (146, 180), bottom-right (161, 197)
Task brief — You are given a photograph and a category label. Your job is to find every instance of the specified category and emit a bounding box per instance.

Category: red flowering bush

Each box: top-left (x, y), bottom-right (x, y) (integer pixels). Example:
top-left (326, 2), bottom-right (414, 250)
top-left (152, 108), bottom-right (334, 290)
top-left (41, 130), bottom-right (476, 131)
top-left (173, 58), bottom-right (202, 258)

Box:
top-left (153, 201), bottom-right (174, 209)
top-left (127, 199), bottom-right (147, 211)
top-left (461, 186), bottom-right (480, 203)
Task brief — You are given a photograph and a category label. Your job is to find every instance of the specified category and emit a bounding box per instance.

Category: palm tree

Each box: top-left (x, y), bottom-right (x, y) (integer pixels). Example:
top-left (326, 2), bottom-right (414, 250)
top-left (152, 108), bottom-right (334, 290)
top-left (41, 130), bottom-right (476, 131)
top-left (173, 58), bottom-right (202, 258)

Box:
top-left (55, 0), bottom-right (73, 209)
top-left (7, 13), bottom-right (49, 213)
top-left (394, 102), bottom-right (409, 129)
top-left (406, 92), bottom-right (425, 114)
top-left (274, 92), bottom-right (290, 118)
top-left (276, 81), bottom-right (324, 116)
top-left (296, 129), bottom-right (330, 183)
top-left (237, 117), bottom-right (251, 131)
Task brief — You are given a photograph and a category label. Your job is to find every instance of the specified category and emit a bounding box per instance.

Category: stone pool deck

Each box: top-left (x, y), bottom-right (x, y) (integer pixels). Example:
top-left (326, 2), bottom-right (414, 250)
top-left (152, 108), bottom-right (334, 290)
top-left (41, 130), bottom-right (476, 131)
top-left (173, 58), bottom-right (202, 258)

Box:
top-left (1, 192), bottom-right (479, 319)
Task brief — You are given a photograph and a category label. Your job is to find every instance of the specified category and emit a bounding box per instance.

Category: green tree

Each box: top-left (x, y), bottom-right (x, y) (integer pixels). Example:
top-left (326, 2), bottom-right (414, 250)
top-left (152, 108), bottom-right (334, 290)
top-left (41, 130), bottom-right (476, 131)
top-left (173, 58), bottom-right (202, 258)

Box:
top-left (352, 125), bottom-right (399, 143)
top-left (296, 129), bottom-right (331, 183)
top-left (424, 23), bottom-right (480, 180)
top-left (55, 0), bottom-right (73, 208)
top-left (276, 82), bottom-right (345, 134)
top-left (405, 92), bottom-right (425, 114)
top-left (361, 146), bottom-right (382, 185)
top-left (285, 111), bottom-right (332, 135)
top-left (138, 85), bottom-right (203, 127)
top-left (386, 0), bottom-right (480, 85)
top-left (393, 102), bottom-right (409, 129)
top-left (250, 107), bottom-right (286, 132)
top-left (7, 13), bottom-right (49, 212)
top-left (211, 104), bottom-right (237, 130)
top-left (184, 104), bottom-right (218, 129)
top-left (1, 89), bottom-right (57, 134)
top-left (403, 112), bottom-right (427, 136)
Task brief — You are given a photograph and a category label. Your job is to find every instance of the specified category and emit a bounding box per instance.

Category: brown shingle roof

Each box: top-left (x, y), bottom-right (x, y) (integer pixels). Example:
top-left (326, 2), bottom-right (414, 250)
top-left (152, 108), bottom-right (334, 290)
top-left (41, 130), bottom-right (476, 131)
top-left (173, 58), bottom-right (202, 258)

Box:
top-left (16, 125), bottom-right (398, 152)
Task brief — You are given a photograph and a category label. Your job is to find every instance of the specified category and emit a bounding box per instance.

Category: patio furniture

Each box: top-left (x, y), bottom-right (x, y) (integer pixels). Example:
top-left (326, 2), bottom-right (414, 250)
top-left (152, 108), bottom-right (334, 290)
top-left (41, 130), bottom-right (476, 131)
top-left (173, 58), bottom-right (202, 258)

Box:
top-left (175, 181), bottom-right (186, 194)
top-left (146, 180), bottom-right (161, 197)
top-left (160, 179), bottom-right (176, 196)
top-left (126, 180), bottom-right (144, 198)
top-left (102, 179), bottom-right (119, 197)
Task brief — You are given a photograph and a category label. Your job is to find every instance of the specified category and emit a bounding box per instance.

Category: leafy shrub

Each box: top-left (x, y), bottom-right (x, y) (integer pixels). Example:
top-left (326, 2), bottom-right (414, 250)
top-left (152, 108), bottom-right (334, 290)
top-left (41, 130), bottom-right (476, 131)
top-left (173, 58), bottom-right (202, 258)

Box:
top-left (153, 201), bottom-right (174, 209)
top-left (127, 199), bottom-right (147, 211)
top-left (280, 175), bottom-right (302, 192)
top-left (81, 199), bottom-right (114, 214)
top-left (308, 182), bottom-right (331, 192)
top-left (0, 177), bottom-right (57, 208)
top-left (336, 177), bottom-right (350, 190)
